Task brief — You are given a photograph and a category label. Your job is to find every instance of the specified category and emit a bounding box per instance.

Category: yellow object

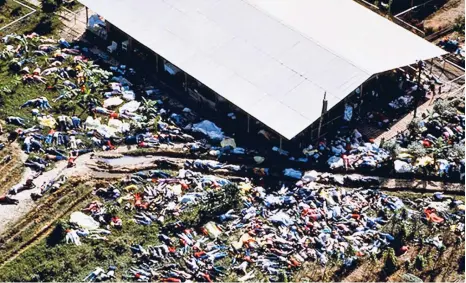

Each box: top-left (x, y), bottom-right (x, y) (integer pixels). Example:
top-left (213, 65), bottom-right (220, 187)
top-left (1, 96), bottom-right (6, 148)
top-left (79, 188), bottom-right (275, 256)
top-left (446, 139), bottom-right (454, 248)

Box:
top-left (415, 156), bottom-right (434, 167)
top-left (205, 222), bottom-right (222, 239)
top-left (220, 138), bottom-right (236, 148)
top-left (239, 182), bottom-right (252, 194)
top-left (397, 152), bottom-right (413, 159)
top-left (124, 184), bottom-right (138, 192)
top-left (38, 116), bottom-right (57, 128)
top-left (232, 233), bottom-right (253, 249)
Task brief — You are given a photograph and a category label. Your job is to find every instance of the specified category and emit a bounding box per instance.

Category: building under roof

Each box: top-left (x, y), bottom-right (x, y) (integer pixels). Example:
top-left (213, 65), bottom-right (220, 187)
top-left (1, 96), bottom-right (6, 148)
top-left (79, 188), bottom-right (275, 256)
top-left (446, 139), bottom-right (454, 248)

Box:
top-left (78, 0), bottom-right (446, 140)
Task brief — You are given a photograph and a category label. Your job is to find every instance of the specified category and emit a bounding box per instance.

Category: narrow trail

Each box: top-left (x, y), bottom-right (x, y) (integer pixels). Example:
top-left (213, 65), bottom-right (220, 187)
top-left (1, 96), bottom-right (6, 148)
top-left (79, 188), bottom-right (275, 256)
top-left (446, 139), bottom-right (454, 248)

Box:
top-left (0, 146), bottom-right (127, 233)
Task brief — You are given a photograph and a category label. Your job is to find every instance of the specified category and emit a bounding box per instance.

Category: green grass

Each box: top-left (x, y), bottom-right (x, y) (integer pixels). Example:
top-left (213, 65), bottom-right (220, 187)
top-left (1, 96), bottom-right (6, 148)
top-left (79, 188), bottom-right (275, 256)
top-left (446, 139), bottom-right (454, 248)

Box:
top-left (0, 0), bottom-right (31, 27)
top-left (0, 197), bottom-right (163, 282)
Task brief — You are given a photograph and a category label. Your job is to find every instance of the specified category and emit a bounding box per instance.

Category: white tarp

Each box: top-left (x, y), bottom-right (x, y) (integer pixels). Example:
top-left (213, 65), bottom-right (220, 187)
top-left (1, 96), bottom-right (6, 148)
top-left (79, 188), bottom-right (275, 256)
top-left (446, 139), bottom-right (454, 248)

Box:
top-left (70, 211), bottom-right (100, 230)
top-left (119, 101), bottom-right (140, 113)
top-left (394, 160), bottom-right (413, 173)
top-left (78, 0), bottom-right (446, 140)
top-left (104, 97), bottom-right (124, 108)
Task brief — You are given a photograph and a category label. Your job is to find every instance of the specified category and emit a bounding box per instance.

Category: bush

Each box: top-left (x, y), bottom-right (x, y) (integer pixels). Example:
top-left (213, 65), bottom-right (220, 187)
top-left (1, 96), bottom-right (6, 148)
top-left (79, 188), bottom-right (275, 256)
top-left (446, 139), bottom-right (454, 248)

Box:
top-left (447, 143), bottom-right (465, 160)
top-left (41, 0), bottom-right (63, 13)
top-left (454, 16), bottom-right (465, 36)
top-left (433, 99), bottom-right (457, 120)
top-left (407, 118), bottom-right (424, 137)
top-left (199, 183), bottom-right (241, 223)
top-left (407, 141), bottom-right (427, 159)
top-left (46, 220), bottom-right (68, 246)
top-left (382, 139), bottom-right (401, 158)
top-left (415, 255), bottom-right (426, 270)
top-left (383, 248), bottom-right (398, 276)
top-left (10, 7), bottom-right (22, 17)
top-left (32, 15), bottom-right (59, 35)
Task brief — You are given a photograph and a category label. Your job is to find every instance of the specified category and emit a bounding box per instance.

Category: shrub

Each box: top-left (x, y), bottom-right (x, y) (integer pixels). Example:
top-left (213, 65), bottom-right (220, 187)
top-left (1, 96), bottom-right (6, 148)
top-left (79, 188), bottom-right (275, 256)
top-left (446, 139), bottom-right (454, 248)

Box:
top-left (382, 139), bottom-right (401, 158)
top-left (383, 248), bottom-right (398, 276)
top-left (199, 183), bottom-right (241, 223)
top-left (415, 254), bottom-right (426, 270)
top-left (454, 16), bottom-right (465, 36)
top-left (46, 220), bottom-right (68, 246)
top-left (32, 15), bottom-right (55, 34)
top-left (10, 7), bottom-right (22, 17)
top-left (407, 118), bottom-right (424, 137)
top-left (447, 143), bottom-right (465, 160)
top-left (41, 0), bottom-right (63, 13)
top-left (407, 141), bottom-right (427, 159)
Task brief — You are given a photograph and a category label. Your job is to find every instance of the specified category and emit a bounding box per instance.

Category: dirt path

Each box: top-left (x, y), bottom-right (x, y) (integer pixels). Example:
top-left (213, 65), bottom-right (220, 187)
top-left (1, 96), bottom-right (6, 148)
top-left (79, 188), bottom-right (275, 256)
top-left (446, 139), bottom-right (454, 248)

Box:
top-left (0, 146), bottom-right (131, 234)
top-left (424, 0), bottom-right (465, 31)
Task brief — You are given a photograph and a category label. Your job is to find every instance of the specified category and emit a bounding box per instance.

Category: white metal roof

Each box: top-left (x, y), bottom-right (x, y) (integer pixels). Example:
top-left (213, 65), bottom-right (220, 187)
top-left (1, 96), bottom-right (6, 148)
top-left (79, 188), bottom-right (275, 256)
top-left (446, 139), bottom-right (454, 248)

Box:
top-left (79, 0), bottom-right (446, 139)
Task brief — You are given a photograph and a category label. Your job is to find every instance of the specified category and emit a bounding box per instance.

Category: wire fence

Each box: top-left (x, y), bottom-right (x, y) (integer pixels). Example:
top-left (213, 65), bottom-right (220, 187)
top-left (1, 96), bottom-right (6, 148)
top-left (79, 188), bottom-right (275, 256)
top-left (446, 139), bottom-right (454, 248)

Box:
top-left (394, 0), bottom-right (449, 37)
top-left (0, 0), bottom-right (37, 34)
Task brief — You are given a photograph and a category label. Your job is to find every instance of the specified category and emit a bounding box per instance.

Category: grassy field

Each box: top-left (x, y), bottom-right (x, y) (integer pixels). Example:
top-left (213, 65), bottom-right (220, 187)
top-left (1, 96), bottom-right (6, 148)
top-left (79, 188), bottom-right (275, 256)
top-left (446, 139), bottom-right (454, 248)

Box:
top-left (0, 0), bottom-right (33, 27)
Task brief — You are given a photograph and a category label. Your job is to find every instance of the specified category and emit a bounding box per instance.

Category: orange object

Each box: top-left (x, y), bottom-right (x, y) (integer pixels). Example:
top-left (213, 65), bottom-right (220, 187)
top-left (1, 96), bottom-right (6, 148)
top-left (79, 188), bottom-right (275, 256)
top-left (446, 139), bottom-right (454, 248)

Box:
top-left (194, 251), bottom-right (206, 258)
top-left (290, 257), bottom-right (301, 267)
top-left (424, 208), bottom-right (444, 223)
top-left (200, 227), bottom-right (209, 235)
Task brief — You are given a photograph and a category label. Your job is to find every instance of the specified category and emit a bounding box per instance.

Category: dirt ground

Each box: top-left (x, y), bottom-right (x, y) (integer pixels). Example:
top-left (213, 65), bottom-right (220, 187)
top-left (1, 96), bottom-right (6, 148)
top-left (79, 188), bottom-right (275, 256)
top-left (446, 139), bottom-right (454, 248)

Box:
top-left (424, 0), bottom-right (465, 31)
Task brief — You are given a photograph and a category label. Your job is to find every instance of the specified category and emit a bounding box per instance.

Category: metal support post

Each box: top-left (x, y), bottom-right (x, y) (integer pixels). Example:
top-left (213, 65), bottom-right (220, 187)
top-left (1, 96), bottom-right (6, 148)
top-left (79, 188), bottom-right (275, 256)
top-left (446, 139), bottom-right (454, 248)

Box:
top-left (317, 92), bottom-right (328, 139)
top-left (413, 60), bottom-right (422, 118)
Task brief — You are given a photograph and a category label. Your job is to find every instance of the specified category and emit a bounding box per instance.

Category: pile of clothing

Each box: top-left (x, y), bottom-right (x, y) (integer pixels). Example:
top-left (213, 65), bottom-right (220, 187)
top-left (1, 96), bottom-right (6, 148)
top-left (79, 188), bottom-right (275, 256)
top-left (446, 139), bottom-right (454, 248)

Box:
top-left (303, 129), bottom-right (391, 171)
top-left (74, 168), bottom-right (464, 282)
